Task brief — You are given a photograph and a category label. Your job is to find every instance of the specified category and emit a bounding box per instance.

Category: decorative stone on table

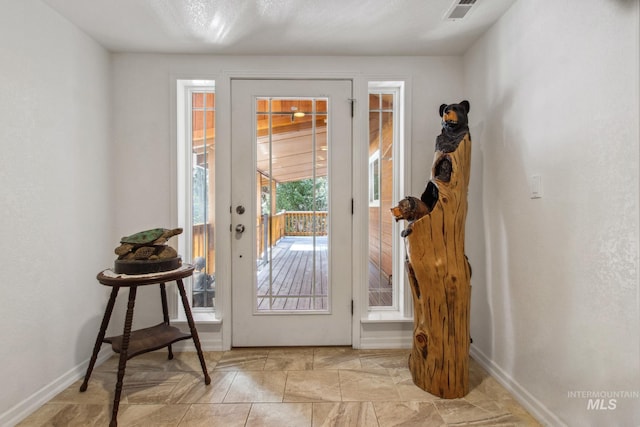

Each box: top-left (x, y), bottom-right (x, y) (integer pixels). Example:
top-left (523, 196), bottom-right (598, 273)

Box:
top-left (391, 101), bottom-right (472, 399)
top-left (113, 228), bottom-right (183, 274)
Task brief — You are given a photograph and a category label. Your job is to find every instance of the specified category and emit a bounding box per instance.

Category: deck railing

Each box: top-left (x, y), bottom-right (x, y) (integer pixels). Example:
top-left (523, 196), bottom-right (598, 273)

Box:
top-left (194, 212), bottom-right (327, 269)
top-left (282, 211), bottom-right (328, 236)
top-left (270, 212), bottom-right (286, 243)
top-left (192, 223), bottom-right (215, 274)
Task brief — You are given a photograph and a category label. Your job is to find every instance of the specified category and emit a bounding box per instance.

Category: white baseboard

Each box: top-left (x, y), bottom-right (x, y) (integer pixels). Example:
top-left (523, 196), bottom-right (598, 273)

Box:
top-left (359, 333), bottom-right (412, 349)
top-left (171, 336), bottom-right (224, 351)
top-left (359, 320), bottom-right (413, 349)
top-left (0, 347), bottom-right (113, 427)
top-left (469, 344), bottom-right (566, 427)
top-left (359, 338), bottom-right (412, 349)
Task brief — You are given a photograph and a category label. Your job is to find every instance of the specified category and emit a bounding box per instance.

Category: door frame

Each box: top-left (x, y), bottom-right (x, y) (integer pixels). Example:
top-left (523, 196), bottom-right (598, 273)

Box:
top-left (215, 72), bottom-right (375, 350)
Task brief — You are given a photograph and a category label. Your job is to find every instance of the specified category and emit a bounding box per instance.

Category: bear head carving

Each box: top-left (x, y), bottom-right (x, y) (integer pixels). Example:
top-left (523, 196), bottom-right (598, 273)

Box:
top-left (439, 100), bottom-right (470, 133)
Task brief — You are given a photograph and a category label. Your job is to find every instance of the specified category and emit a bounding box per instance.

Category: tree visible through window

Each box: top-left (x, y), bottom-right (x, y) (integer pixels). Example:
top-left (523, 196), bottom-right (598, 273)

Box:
top-left (276, 177), bottom-right (328, 212)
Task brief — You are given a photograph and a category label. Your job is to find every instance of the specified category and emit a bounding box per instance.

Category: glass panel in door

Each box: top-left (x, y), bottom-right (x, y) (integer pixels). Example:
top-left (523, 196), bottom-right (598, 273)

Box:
top-left (256, 97), bottom-right (329, 312)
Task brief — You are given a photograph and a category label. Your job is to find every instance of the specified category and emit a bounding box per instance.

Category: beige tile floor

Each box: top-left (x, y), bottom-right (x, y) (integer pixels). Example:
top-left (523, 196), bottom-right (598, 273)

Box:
top-left (18, 347), bottom-right (541, 426)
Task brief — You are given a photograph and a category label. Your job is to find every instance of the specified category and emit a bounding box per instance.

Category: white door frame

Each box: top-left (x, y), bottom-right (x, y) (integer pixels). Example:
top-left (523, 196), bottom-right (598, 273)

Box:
top-left (215, 72), bottom-right (371, 350)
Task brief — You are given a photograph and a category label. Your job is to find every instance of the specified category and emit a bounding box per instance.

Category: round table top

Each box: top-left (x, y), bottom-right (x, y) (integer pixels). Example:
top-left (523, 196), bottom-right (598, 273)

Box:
top-left (97, 264), bottom-right (195, 287)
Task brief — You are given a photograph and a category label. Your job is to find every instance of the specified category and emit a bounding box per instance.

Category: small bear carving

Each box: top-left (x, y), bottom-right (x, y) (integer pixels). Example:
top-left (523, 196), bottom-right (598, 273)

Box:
top-left (390, 196), bottom-right (430, 237)
top-left (420, 100), bottom-right (471, 206)
top-left (436, 100), bottom-right (470, 153)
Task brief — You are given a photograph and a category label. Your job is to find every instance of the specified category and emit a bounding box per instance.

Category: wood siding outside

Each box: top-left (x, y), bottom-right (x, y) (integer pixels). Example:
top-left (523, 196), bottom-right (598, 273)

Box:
top-left (368, 103), bottom-right (394, 284)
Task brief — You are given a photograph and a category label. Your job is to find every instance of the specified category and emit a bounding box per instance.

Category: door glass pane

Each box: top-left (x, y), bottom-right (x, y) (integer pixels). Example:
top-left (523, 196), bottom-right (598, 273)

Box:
top-left (255, 97), bottom-right (329, 312)
top-left (192, 91), bottom-right (215, 308)
top-left (369, 92), bottom-right (394, 307)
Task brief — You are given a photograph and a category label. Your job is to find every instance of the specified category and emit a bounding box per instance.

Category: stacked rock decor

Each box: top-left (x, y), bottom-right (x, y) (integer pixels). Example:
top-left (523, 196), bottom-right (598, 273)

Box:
top-left (113, 228), bottom-right (183, 274)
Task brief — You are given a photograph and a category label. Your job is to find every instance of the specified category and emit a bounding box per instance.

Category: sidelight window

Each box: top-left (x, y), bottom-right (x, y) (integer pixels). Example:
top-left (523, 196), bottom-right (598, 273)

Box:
top-left (177, 80), bottom-right (216, 313)
top-left (368, 84), bottom-right (403, 311)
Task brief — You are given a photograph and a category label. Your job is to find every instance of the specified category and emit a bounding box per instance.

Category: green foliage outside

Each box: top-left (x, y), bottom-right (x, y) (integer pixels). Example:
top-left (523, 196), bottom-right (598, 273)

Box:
top-left (193, 165), bottom-right (207, 224)
top-left (275, 177), bottom-right (327, 212)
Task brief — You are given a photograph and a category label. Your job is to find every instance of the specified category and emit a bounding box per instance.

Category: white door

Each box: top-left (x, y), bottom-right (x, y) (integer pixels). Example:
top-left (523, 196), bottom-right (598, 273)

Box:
top-left (231, 79), bottom-right (352, 346)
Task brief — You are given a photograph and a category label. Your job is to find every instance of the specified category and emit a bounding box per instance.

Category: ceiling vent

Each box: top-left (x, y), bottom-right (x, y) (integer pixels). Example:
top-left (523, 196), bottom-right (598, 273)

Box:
top-left (445, 0), bottom-right (477, 20)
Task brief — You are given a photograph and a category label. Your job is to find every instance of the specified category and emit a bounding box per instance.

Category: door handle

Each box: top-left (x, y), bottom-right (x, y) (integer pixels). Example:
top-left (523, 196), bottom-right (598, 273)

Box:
top-left (235, 224), bottom-right (246, 233)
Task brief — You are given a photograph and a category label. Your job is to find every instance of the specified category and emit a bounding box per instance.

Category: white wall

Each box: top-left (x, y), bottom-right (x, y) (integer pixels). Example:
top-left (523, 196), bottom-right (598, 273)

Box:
top-left (0, 0), bottom-right (113, 424)
top-left (464, 0), bottom-right (640, 425)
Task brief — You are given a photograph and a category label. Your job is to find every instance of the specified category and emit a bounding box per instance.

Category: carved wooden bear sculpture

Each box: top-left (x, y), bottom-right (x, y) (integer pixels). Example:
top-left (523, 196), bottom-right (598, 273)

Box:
top-left (420, 100), bottom-right (470, 210)
top-left (392, 101), bottom-right (471, 237)
top-left (391, 100), bottom-right (472, 399)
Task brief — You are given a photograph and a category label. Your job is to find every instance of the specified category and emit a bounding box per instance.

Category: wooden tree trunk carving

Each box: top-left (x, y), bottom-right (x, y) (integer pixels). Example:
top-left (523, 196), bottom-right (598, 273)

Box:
top-left (392, 101), bottom-right (472, 398)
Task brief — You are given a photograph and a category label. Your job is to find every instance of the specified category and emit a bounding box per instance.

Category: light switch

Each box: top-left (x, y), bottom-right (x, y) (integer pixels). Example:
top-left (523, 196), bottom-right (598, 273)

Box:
top-left (530, 175), bottom-right (542, 199)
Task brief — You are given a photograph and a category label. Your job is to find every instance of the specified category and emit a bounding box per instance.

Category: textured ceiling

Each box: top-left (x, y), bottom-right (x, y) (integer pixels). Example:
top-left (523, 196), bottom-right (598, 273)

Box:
top-left (42, 0), bottom-right (515, 55)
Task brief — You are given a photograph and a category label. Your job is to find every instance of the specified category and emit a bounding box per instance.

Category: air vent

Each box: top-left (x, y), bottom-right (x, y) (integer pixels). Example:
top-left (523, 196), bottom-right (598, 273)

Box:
top-left (445, 0), bottom-right (477, 20)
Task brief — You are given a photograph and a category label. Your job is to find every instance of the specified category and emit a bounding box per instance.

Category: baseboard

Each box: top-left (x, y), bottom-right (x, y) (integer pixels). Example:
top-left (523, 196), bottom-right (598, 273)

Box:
top-left (469, 344), bottom-right (566, 427)
top-left (359, 334), bottom-right (412, 349)
top-left (0, 347), bottom-right (113, 427)
top-left (171, 336), bottom-right (224, 351)
top-left (358, 318), bottom-right (413, 350)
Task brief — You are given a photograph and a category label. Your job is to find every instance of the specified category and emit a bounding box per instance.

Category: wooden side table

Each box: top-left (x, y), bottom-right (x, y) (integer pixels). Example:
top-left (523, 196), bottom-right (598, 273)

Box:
top-left (80, 264), bottom-right (211, 427)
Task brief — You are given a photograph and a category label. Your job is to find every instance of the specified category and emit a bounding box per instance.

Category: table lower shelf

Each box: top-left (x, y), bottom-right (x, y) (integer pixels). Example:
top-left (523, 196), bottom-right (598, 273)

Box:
top-left (104, 323), bottom-right (191, 359)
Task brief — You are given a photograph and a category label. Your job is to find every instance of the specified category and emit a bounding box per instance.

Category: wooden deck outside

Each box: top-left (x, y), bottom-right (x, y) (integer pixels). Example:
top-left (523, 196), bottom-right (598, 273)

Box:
top-left (368, 261), bottom-right (393, 306)
top-left (256, 235), bottom-right (393, 310)
top-left (257, 236), bottom-right (328, 311)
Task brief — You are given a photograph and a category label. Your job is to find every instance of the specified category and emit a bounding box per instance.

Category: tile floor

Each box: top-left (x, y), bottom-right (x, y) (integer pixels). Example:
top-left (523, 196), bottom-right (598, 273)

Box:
top-left (18, 347), bottom-right (541, 426)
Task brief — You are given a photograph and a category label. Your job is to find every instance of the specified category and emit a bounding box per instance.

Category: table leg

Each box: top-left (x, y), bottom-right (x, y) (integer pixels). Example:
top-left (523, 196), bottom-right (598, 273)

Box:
top-left (80, 286), bottom-right (119, 392)
top-left (159, 282), bottom-right (174, 360)
top-left (110, 286), bottom-right (137, 427)
top-left (176, 279), bottom-right (211, 385)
